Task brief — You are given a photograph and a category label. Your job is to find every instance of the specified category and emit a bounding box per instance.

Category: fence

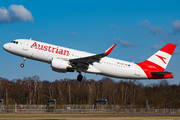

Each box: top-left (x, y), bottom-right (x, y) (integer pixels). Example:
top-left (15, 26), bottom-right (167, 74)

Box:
top-left (0, 104), bottom-right (180, 114)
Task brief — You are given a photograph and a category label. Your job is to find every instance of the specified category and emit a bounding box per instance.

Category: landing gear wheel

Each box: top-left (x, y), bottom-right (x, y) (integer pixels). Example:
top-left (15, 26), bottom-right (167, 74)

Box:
top-left (20, 57), bottom-right (26, 68)
top-left (20, 63), bottom-right (24, 68)
top-left (77, 74), bottom-right (83, 82)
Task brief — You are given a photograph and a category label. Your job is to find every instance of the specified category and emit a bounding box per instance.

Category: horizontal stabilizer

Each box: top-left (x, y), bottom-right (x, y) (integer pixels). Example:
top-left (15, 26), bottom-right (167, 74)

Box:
top-left (151, 71), bottom-right (172, 75)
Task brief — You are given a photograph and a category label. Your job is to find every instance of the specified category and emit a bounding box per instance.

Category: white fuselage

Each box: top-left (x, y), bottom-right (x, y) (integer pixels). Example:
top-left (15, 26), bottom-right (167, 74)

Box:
top-left (3, 39), bottom-right (148, 79)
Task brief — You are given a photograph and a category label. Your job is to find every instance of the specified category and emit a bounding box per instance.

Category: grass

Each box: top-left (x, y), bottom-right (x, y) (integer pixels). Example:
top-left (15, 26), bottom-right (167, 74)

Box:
top-left (0, 113), bottom-right (180, 119)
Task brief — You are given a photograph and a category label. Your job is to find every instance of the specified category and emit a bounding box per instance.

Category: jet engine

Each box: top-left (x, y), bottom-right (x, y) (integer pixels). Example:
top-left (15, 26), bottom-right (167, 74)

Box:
top-left (51, 58), bottom-right (74, 73)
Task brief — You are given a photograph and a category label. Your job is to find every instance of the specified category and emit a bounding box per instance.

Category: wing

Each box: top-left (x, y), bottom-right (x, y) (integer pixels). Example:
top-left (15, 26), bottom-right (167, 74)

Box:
top-left (69, 44), bottom-right (116, 71)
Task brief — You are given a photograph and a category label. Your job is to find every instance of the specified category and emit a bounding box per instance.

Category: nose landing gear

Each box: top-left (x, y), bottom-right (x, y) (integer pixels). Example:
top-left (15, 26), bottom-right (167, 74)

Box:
top-left (20, 57), bottom-right (26, 68)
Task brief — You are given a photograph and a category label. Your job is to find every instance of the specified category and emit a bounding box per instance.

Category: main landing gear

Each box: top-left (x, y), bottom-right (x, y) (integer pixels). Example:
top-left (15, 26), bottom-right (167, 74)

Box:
top-left (77, 72), bottom-right (83, 82)
top-left (20, 57), bottom-right (26, 68)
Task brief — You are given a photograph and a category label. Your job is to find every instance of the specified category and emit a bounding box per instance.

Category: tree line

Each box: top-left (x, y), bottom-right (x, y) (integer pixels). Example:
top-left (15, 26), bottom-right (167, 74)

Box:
top-left (0, 76), bottom-right (180, 108)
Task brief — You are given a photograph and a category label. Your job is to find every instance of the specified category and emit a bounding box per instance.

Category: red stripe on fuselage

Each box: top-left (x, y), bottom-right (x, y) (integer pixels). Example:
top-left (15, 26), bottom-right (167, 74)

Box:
top-left (136, 60), bottom-right (165, 79)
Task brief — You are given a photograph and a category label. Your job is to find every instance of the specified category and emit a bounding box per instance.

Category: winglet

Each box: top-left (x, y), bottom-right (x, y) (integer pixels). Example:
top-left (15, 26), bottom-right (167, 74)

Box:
top-left (105, 44), bottom-right (116, 54)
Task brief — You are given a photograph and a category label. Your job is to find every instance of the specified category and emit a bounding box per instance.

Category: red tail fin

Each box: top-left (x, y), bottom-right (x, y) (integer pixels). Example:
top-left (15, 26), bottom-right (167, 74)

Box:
top-left (136, 43), bottom-right (176, 79)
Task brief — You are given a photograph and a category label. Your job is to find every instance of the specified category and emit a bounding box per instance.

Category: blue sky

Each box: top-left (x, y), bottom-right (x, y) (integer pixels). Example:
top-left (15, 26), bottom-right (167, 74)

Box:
top-left (0, 0), bottom-right (180, 85)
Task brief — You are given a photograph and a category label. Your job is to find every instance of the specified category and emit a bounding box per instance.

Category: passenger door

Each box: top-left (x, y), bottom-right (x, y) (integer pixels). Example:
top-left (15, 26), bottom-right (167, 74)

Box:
top-left (23, 41), bottom-right (30, 51)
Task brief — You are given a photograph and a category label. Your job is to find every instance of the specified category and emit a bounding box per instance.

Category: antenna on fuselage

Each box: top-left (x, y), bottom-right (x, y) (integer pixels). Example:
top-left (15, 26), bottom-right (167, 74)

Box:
top-left (30, 38), bottom-right (32, 40)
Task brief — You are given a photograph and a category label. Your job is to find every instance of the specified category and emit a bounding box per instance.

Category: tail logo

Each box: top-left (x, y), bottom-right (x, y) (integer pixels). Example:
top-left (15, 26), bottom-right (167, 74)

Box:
top-left (156, 55), bottom-right (167, 64)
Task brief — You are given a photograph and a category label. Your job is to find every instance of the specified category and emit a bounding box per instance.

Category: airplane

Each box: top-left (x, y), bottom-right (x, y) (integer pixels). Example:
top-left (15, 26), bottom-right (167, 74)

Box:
top-left (3, 39), bottom-right (177, 81)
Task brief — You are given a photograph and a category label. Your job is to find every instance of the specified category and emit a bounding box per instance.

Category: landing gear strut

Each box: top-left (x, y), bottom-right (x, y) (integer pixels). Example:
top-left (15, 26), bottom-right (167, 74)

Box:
top-left (77, 72), bottom-right (83, 82)
top-left (20, 57), bottom-right (26, 68)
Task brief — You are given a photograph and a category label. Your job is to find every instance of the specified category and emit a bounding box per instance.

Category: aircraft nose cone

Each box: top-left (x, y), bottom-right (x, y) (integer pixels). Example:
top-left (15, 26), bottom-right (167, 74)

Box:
top-left (3, 44), bottom-right (7, 50)
top-left (3, 43), bottom-right (10, 51)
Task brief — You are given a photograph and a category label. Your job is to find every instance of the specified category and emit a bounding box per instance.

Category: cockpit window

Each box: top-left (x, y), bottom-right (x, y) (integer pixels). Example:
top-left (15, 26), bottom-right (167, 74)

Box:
top-left (11, 41), bottom-right (18, 44)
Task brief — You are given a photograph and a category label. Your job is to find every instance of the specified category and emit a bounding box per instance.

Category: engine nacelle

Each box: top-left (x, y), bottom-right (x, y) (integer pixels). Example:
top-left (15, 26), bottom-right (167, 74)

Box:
top-left (51, 58), bottom-right (69, 73)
